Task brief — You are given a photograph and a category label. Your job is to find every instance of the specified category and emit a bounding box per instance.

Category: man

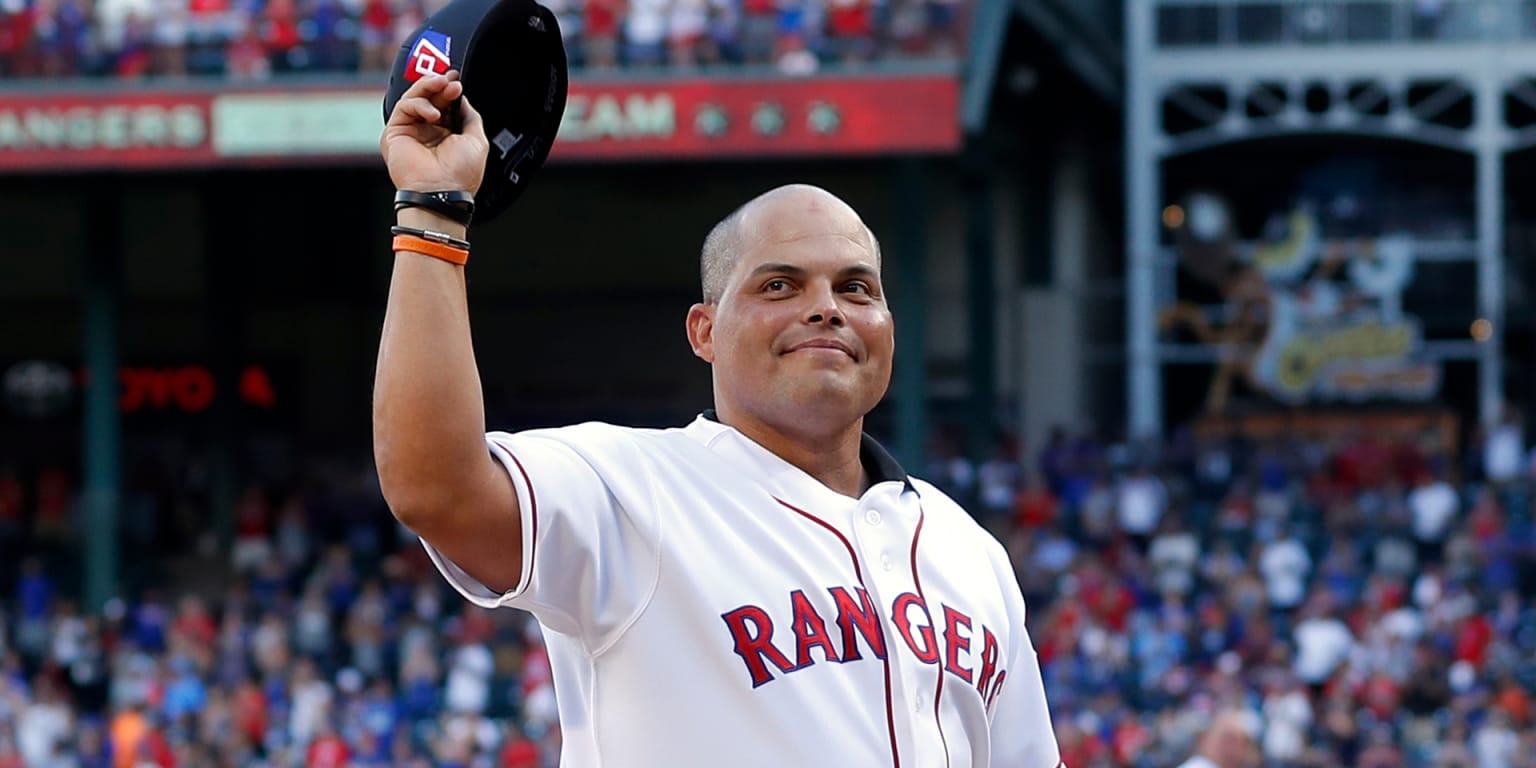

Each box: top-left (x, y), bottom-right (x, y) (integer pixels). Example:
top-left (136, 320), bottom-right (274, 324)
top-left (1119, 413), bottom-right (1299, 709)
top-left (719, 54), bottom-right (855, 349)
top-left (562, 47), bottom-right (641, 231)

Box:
top-left (1176, 711), bottom-right (1258, 768)
top-left (375, 71), bottom-right (1062, 767)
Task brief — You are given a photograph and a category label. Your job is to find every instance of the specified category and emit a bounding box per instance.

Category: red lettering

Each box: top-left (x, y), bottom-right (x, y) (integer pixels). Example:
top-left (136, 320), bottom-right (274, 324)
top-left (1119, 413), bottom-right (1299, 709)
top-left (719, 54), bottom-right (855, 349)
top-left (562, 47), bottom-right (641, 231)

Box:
top-left (119, 367), bottom-right (173, 410)
top-left (240, 365), bottom-right (276, 407)
top-left (829, 586), bottom-right (886, 662)
top-left (891, 593), bottom-right (939, 664)
top-left (91, 363), bottom-right (268, 414)
top-left (942, 606), bottom-right (974, 684)
top-left (986, 670), bottom-right (1008, 709)
top-left (975, 626), bottom-right (1000, 698)
top-left (117, 368), bottom-right (142, 410)
top-left (788, 589), bottom-right (837, 669)
top-left (173, 366), bottom-right (214, 413)
top-left (721, 605), bottom-right (795, 688)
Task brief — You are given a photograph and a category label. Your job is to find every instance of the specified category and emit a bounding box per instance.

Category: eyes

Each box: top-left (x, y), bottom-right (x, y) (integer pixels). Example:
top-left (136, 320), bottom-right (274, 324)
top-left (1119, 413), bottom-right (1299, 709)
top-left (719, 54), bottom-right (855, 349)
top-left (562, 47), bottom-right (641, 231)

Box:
top-left (761, 277), bottom-right (876, 297)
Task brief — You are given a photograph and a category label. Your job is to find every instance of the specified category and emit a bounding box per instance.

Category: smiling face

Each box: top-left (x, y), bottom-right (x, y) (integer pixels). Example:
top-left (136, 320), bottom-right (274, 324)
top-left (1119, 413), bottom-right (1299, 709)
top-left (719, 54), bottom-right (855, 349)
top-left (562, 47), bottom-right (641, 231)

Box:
top-left (687, 185), bottom-right (894, 438)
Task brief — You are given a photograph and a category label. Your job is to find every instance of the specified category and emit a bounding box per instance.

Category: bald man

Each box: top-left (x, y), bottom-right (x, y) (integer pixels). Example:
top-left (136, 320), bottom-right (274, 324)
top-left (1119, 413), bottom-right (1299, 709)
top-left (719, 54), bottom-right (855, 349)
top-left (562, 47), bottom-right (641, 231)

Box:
top-left (1177, 711), bottom-right (1260, 768)
top-left (376, 71), bottom-right (1063, 767)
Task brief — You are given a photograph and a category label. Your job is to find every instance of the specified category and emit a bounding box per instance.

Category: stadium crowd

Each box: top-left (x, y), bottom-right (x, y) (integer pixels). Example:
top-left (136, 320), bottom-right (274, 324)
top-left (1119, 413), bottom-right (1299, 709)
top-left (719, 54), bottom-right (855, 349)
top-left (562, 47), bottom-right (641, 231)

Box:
top-left (1, 408), bottom-right (1535, 767)
top-left (0, 0), bottom-right (966, 80)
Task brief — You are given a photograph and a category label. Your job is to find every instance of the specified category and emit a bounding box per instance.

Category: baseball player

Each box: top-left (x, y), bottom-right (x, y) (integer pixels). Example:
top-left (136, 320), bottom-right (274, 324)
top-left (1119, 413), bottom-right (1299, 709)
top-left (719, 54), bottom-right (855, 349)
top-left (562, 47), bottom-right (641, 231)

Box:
top-left (376, 70), bottom-right (1063, 767)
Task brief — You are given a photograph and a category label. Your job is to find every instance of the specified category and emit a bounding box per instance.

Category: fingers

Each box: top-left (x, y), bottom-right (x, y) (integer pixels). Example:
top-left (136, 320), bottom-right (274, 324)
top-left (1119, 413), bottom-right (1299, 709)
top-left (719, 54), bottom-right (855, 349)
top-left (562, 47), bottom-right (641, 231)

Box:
top-left (458, 95), bottom-right (487, 142)
top-left (392, 96), bottom-right (446, 127)
top-left (386, 71), bottom-right (465, 129)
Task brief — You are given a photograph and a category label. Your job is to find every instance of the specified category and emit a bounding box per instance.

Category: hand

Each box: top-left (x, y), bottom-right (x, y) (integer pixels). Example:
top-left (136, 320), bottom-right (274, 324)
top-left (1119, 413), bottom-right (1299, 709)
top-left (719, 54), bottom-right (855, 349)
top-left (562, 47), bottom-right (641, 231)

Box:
top-left (381, 71), bottom-right (489, 195)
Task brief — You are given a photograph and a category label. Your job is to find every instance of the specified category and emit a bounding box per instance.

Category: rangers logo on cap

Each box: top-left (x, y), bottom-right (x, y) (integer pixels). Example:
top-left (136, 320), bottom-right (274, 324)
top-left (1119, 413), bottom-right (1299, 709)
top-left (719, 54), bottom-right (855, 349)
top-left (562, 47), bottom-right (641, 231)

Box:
top-left (404, 30), bottom-right (453, 81)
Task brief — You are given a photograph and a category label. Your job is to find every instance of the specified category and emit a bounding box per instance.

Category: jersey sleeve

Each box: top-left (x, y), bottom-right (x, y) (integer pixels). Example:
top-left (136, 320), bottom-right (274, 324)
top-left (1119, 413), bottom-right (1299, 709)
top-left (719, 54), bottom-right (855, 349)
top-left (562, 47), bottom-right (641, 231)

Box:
top-left (988, 623), bottom-right (1062, 767)
top-left (421, 426), bottom-right (662, 650)
top-left (988, 545), bottom-right (1063, 768)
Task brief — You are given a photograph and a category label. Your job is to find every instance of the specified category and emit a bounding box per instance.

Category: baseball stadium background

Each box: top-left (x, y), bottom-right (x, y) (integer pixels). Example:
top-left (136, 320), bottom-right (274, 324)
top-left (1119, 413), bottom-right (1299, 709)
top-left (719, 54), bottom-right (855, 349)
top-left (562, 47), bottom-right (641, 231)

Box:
top-left (2, 0), bottom-right (1536, 765)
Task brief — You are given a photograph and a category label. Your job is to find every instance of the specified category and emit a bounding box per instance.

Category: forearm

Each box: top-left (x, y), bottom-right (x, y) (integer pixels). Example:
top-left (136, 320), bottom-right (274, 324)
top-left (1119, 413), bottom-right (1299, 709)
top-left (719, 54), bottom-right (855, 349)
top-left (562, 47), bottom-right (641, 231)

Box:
top-left (373, 208), bottom-right (488, 515)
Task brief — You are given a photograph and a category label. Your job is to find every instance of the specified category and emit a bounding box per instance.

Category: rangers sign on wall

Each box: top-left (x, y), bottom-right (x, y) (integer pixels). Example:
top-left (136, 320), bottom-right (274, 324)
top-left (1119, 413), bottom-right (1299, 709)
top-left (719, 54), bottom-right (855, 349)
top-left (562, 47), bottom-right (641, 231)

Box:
top-left (0, 73), bottom-right (959, 172)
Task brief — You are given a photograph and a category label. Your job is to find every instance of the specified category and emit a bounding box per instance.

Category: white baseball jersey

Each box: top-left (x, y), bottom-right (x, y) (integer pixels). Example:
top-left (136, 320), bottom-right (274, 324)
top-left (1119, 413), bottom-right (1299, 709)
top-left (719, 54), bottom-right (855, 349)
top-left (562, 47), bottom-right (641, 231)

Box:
top-left (423, 413), bottom-right (1062, 767)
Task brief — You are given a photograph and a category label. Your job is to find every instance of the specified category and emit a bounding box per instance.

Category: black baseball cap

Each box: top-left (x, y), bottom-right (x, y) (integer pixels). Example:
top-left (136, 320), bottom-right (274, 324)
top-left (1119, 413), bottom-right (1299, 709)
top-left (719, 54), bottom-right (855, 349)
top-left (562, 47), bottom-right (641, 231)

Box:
top-left (384, 0), bottom-right (568, 224)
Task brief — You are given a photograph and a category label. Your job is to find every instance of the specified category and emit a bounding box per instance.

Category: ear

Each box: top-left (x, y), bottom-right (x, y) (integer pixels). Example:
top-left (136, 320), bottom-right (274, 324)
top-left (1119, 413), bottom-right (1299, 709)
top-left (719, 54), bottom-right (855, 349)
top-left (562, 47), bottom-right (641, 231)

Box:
top-left (686, 303), bottom-right (716, 363)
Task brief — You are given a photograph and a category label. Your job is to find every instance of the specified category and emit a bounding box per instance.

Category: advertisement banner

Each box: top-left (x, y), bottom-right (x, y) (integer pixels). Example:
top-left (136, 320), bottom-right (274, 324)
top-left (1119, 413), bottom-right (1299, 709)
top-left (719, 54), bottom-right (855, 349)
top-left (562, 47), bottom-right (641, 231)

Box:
top-left (0, 75), bottom-right (959, 172)
top-left (1159, 191), bottom-right (1447, 412)
top-left (0, 92), bottom-right (215, 171)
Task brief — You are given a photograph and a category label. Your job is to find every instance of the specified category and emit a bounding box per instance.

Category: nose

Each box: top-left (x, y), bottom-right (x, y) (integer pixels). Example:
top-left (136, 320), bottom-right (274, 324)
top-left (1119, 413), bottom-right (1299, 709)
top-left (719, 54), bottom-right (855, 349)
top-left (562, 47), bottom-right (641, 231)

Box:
top-left (804, 282), bottom-right (846, 327)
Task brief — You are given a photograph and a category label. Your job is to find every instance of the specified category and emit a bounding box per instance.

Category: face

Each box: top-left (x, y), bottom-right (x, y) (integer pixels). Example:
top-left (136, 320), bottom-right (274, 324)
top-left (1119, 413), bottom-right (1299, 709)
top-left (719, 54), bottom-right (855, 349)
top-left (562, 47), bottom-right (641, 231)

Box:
top-left (1209, 725), bottom-right (1258, 768)
top-left (688, 190), bottom-right (894, 436)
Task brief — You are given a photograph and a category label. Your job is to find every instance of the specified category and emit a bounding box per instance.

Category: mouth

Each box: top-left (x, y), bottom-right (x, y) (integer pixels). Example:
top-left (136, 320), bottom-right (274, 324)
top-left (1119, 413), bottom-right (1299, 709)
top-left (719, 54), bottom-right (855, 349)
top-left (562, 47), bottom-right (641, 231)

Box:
top-left (785, 339), bottom-right (857, 360)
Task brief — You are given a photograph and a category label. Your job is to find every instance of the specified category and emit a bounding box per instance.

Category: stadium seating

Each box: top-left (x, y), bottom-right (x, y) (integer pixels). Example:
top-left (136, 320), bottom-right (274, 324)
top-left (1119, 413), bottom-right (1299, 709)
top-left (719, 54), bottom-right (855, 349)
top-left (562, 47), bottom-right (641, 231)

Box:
top-left (0, 0), bottom-right (968, 80)
top-left (0, 417), bottom-right (1532, 766)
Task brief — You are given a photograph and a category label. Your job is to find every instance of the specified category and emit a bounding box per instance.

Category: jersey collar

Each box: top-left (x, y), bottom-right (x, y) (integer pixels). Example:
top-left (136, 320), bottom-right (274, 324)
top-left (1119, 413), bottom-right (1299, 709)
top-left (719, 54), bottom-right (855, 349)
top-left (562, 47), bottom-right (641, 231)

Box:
top-left (699, 409), bottom-right (913, 490)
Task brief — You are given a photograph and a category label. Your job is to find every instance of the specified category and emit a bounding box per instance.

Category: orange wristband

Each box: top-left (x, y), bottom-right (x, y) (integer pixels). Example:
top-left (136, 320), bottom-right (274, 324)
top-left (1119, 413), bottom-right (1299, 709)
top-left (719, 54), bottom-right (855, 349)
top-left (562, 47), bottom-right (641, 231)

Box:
top-left (393, 234), bottom-right (469, 265)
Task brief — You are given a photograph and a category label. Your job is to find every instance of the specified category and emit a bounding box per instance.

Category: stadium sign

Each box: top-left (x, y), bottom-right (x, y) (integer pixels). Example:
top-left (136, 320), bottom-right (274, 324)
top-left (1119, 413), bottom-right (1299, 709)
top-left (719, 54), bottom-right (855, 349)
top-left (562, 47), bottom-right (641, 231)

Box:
top-left (0, 75), bottom-right (958, 171)
top-left (1161, 194), bottom-right (1445, 409)
top-left (0, 94), bottom-right (212, 169)
top-left (1, 359), bottom-right (279, 420)
top-left (546, 77), bottom-right (959, 159)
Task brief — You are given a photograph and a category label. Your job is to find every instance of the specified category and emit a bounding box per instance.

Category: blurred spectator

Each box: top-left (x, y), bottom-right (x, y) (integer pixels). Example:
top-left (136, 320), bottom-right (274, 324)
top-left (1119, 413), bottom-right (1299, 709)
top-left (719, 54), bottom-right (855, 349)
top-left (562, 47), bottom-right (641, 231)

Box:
top-left (582, 0), bottom-right (622, 68)
top-left (1148, 515), bottom-right (1199, 598)
top-left (1175, 709), bottom-right (1257, 768)
top-left (667, 0), bottom-right (708, 67)
top-left (1258, 524), bottom-right (1311, 615)
top-left (355, 0), bottom-right (392, 71)
top-left (231, 487), bottom-right (273, 574)
top-left (823, 0), bottom-right (871, 63)
top-left (1292, 594), bottom-right (1354, 691)
top-left (624, 0), bottom-right (666, 65)
top-left (1484, 408), bottom-right (1526, 486)
top-left (1116, 463), bottom-right (1167, 553)
top-left (15, 675), bottom-right (70, 766)
top-left (977, 435), bottom-right (1022, 531)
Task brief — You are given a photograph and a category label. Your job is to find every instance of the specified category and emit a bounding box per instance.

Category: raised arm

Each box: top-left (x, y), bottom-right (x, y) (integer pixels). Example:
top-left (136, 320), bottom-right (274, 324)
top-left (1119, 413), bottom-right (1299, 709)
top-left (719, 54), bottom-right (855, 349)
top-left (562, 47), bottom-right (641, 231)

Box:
top-left (374, 71), bottom-right (522, 592)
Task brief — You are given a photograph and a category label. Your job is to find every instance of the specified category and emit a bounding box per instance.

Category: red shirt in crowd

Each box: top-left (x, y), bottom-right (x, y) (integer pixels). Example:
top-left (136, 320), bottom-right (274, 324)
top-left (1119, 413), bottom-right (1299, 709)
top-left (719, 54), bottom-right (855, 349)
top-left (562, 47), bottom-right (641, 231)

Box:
top-left (1014, 485), bottom-right (1058, 528)
top-left (261, 0), bottom-right (302, 53)
top-left (233, 682), bottom-right (269, 745)
top-left (1358, 673), bottom-right (1401, 720)
top-left (584, 0), bottom-right (620, 37)
top-left (173, 607), bottom-right (217, 647)
top-left (188, 0), bottom-right (227, 18)
top-left (1058, 728), bottom-right (1108, 768)
top-left (499, 738), bottom-right (541, 768)
top-left (827, 0), bottom-right (871, 37)
top-left (360, 0), bottom-right (392, 37)
top-left (1112, 718), bottom-right (1153, 765)
top-left (1334, 435), bottom-right (1390, 493)
top-left (1455, 615), bottom-right (1493, 667)
top-left (307, 734), bottom-right (350, 768)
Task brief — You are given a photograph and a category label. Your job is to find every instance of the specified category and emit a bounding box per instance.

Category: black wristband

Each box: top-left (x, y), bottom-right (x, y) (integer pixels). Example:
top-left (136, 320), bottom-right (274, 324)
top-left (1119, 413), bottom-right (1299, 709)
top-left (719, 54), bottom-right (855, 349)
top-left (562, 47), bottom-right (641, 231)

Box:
top-left (391, 225), bottom-right (471, 250)
top-left (395, 190), bottom-right (476, 227)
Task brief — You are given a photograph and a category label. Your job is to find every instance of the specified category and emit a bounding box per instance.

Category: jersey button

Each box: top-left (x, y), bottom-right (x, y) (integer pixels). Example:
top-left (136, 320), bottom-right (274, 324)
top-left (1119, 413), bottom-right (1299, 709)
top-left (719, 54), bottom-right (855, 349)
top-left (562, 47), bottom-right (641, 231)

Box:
top-left (865, 510), bottom-right (882, 525)
top-left (880, 553), bottom-right (894, 571)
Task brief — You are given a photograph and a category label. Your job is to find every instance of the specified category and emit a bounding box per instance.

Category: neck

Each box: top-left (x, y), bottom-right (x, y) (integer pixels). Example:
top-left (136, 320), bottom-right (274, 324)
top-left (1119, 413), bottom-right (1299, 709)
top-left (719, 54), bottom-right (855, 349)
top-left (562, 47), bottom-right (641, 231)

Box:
top-left (715, 403), bottom-right (867, 497)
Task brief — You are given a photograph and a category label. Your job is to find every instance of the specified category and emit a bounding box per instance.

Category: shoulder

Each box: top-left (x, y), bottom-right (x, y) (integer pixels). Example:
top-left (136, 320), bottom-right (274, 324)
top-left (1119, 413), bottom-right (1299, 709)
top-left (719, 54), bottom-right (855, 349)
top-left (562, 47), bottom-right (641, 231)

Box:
top-left (909, 476), bottom-right (1015, 569)
top-left (910, 477), bottom-right (1000, 538)
top-left (492, 421), bottom-right (688, 453)
top-left (488, 421), bottom-right (712, 478)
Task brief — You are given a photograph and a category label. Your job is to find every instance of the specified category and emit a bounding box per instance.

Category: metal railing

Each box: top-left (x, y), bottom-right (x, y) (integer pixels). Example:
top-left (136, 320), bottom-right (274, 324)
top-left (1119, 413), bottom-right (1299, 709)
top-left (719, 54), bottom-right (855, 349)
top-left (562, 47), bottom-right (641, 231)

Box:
top-left (1153, 0), bottom-right (1536, 47)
